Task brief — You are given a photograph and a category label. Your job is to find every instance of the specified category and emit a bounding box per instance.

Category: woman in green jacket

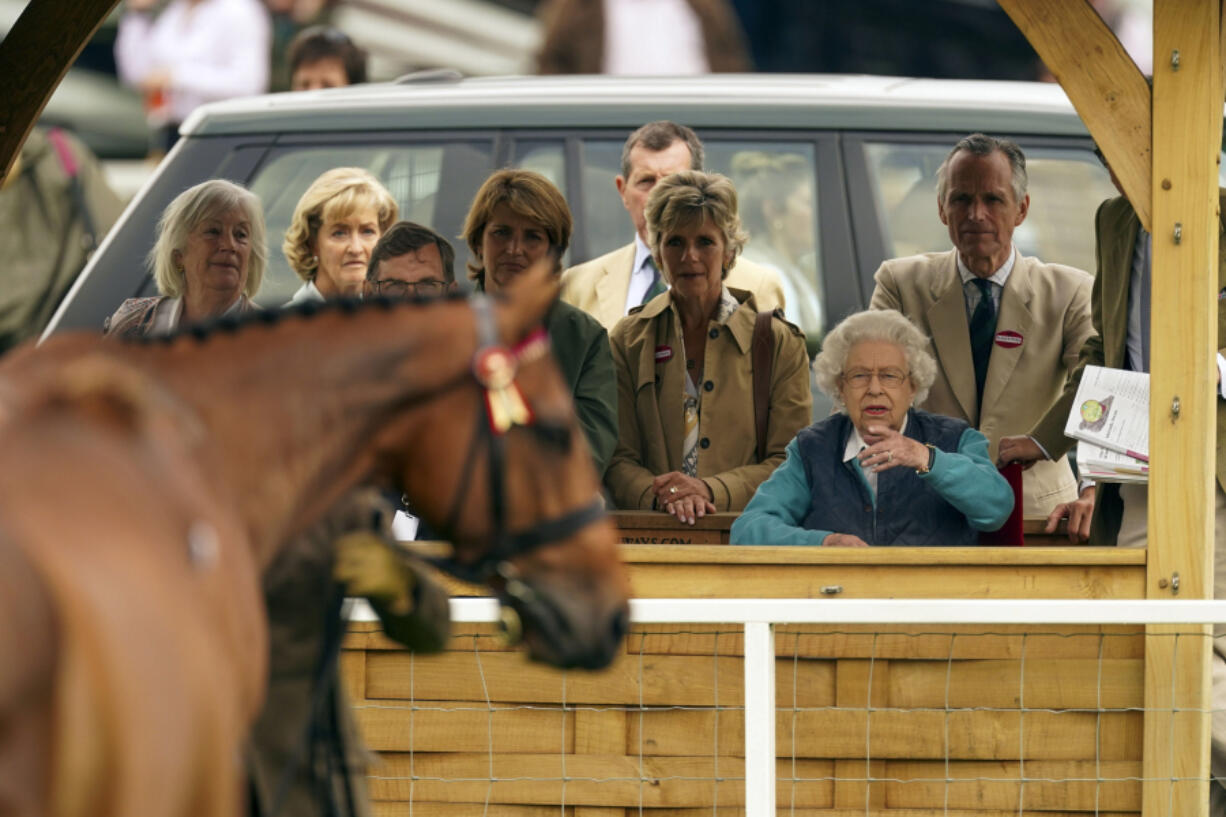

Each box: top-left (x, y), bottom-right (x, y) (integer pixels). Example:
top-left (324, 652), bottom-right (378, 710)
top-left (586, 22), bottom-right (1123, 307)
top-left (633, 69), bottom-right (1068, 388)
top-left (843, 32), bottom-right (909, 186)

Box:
top-left (460, 168), bottom-right (619, 477)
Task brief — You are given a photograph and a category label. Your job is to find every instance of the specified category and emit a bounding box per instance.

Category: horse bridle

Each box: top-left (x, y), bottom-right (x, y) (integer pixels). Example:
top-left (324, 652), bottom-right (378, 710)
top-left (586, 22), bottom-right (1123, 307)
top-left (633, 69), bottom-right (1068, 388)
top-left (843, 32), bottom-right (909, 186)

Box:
top-left (427, 294), bottom-right (607, 585)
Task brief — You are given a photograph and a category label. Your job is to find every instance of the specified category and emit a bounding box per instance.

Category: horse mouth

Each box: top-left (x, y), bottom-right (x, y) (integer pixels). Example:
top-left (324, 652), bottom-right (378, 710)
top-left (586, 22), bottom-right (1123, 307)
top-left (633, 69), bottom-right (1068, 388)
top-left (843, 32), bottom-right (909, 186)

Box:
top-left (497, 582), bottom-right (620, 671)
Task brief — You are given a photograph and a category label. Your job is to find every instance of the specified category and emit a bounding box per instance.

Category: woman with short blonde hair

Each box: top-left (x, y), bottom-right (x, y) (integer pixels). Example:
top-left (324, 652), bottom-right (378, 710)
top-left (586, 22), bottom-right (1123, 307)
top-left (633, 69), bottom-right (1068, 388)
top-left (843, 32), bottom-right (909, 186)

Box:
top-left (283, 167), bottom-right (398, 304)
top-left (605, 170), bottom-right (812, 524)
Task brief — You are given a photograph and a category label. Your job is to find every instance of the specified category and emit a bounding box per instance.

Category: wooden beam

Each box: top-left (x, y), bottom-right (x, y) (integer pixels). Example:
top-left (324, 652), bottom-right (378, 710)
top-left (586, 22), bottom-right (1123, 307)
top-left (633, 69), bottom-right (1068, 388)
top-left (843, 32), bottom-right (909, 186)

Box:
top-left (1145, 2), bottom-right (1222, 815)
top-left (0, 0), bottom-right (121, 180)
top-left (998, 0), bottom-right (1153, 231)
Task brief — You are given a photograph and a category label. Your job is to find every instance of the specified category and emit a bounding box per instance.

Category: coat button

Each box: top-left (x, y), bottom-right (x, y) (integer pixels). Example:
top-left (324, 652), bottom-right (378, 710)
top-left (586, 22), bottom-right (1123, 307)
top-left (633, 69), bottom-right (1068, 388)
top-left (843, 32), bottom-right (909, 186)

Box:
top-left (700, 437), bottom-right (710, 449)
top-left (703, 380), bottom-right (714, 392)
top-left (863, 505), bottom-right (872, 513)
top-left (708, 328), bottom-right (719, 339)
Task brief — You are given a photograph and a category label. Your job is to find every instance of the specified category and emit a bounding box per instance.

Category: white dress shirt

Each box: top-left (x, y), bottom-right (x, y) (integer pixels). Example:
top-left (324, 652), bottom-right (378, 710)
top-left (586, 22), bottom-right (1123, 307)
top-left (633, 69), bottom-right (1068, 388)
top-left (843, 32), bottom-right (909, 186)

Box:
top-left (602, 0), bottom-right (709, 75)
top-left (956, 246), bottom-right (1016, 319)
top-left (624, 234), bottom-right (663, 313)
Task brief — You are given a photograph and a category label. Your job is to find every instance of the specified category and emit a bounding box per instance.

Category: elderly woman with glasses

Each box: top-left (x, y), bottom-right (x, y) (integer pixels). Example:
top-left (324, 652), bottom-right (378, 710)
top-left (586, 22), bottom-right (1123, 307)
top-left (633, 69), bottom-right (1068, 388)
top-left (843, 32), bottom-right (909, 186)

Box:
top-left (731, 309), bottom-right (1013, 546)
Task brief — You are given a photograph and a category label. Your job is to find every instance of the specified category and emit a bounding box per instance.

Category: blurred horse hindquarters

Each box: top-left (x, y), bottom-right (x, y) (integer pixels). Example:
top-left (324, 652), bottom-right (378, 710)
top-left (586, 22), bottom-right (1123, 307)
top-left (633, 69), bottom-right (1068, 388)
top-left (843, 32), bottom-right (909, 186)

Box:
top-left (0, 270), bottom-right (629, 817)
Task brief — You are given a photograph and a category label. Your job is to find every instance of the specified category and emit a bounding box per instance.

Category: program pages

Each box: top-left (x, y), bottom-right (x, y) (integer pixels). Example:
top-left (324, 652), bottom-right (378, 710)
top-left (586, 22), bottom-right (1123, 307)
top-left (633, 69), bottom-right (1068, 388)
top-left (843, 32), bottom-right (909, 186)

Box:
top-left (1064, 365), bottom-right (1149, 483)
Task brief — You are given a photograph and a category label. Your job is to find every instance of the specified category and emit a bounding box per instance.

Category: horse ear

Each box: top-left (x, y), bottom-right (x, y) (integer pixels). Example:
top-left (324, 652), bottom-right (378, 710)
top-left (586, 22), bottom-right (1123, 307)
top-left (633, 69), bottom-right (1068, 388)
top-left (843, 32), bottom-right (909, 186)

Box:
top-left (495, 257), bottom-right (560, 342)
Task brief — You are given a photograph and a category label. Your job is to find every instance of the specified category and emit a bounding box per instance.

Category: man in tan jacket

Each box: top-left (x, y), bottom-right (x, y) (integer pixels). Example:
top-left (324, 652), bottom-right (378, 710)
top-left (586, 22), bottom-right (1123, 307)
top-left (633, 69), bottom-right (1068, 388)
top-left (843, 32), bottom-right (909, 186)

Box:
top-left (870, 133), bottom-right (1095, 522)
top-left (561, 121), bottom-right (784, 329)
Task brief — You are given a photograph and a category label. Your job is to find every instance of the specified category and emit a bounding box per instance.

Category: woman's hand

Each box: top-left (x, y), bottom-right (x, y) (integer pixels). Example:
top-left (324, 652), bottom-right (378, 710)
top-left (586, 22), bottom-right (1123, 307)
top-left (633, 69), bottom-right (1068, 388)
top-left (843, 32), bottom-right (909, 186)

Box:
top-left (858, 424), bottom-right (930, 472)
top-left (824, 533), bottom-right (869, 547)
top-left (652, 471), bottom-right (716, 525)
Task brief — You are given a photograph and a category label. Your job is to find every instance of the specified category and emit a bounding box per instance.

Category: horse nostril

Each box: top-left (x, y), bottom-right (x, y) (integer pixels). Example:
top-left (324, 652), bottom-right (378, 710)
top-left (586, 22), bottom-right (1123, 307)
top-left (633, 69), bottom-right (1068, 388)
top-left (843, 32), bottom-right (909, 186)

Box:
top-left (610, 605), bottom-right (629, 644)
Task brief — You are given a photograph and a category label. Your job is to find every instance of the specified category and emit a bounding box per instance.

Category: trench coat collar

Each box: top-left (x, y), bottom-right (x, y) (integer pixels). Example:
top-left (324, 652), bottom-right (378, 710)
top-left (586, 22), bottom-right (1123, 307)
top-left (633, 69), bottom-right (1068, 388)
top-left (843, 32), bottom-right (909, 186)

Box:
top-left (630, 287), bottom-right (757, 392)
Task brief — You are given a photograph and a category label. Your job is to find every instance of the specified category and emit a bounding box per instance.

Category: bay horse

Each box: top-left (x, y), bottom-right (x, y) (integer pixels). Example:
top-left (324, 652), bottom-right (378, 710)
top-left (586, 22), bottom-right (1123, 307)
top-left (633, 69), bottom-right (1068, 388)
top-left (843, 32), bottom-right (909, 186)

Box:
top-left (0, 265), bottom-right (629, 817)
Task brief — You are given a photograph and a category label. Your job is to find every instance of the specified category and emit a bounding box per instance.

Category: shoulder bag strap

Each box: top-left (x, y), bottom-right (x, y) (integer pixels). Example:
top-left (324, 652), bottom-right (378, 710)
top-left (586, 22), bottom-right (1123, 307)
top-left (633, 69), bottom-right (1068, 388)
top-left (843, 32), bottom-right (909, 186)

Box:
top-left (752, 309), bottom-right (774, 463)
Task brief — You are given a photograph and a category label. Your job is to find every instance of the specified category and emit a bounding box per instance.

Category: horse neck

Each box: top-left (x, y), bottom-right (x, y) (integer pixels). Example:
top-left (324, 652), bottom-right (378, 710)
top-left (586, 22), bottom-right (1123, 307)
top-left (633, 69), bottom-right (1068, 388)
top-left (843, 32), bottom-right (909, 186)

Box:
top-left (160, 302), bottom-right (477, 568)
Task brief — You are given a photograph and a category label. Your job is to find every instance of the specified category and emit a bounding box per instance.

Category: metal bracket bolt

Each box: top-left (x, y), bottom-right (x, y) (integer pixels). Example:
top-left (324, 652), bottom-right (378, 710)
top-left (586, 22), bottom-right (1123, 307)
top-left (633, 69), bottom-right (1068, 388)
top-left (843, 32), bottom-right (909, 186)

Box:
top-left (1157, 572), bottom-right (1181, 595)
top-left (1174, 222), bottom-right (1182, 244)
top-left (1171, 49), bottom-right (1181, 70)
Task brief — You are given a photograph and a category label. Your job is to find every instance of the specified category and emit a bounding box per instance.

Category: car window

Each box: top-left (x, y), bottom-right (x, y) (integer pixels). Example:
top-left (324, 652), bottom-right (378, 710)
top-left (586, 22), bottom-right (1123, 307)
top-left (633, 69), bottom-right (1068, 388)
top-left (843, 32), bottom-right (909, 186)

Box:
top-left (248, 142), bottom-right (493, 306)
top-left (578, 138), bottom-right (824, 342)
top-left (712, 142), bottom-right (823, 342)
top-left (862, 141), bottom-right (1117, 274)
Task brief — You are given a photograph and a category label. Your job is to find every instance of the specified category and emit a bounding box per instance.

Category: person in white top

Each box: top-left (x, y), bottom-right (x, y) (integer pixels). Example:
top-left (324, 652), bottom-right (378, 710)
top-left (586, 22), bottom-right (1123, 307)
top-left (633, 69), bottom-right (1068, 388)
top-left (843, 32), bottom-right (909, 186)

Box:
top-left (115, 0), bottom-right (271, 152)
top-left (282, 167), bottom-right (398, 307)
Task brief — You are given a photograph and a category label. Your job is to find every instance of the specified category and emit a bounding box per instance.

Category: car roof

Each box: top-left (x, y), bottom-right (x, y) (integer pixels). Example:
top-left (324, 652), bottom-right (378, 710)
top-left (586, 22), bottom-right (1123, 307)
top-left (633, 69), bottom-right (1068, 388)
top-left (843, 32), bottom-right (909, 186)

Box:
top-left (182, 73), bottom-right (1089, 138)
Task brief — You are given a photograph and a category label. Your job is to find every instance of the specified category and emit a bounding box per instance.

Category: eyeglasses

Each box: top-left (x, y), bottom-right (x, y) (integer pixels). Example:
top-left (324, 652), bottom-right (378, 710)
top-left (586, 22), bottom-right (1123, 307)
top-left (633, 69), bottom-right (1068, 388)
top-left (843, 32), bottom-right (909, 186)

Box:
top-left (841, 368), bottom-right (909, 389)
top-left (372, 279), bottom-right (448, 297)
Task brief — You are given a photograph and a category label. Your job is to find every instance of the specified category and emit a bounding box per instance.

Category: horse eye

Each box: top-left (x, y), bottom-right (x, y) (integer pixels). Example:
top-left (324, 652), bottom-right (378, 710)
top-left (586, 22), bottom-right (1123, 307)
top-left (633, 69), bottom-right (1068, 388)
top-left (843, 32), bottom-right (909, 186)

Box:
top-left (529, 420), bottom-right (572, 453)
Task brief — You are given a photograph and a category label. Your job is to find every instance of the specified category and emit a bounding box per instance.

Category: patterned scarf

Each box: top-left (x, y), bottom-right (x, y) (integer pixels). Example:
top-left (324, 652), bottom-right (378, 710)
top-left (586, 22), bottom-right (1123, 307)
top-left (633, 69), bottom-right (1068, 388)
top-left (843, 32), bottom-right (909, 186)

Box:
top-left (680, 287), bottom-right (740, 477)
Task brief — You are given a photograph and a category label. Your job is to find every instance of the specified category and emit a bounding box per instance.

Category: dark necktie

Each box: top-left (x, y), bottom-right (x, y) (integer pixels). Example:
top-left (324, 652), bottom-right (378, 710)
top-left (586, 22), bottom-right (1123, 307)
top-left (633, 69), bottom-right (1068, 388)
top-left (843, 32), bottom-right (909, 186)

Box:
top-left (641, 257), bottom-right (666, 305)
top-left (969, 278), bottom-right (996, 404)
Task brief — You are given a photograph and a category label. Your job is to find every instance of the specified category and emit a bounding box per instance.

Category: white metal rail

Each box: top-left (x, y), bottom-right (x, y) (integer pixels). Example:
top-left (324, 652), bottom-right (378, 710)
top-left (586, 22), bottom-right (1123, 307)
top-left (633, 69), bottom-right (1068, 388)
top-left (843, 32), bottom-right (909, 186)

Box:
top-left (351, 597), bottom-right (1226, 817)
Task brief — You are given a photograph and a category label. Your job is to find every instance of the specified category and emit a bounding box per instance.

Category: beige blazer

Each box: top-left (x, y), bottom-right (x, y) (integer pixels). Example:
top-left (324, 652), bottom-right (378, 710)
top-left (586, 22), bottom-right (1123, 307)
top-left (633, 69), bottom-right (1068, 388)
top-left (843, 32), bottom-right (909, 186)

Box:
top-left (562, 242), bottom-right (786, 330)
top-left (604, 288), bottom-right (811, 511)
top-left (871, 249), bottom-right (1095, 518)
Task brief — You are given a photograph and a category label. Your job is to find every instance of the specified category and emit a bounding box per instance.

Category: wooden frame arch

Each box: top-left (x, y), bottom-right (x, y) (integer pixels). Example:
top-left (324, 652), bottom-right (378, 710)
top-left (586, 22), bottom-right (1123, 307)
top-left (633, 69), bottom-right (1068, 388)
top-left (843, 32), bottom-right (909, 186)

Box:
top-left (0, 0), bottom-right (120, 180)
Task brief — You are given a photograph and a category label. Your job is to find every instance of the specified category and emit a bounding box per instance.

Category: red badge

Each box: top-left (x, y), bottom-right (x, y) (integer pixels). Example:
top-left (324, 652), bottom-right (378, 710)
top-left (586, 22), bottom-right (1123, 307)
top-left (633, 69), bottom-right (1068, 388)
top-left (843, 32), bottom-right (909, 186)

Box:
top-left (654, 345), bottom-right (673, 362)
top-left (994, 330), bottom-right (1023, 349)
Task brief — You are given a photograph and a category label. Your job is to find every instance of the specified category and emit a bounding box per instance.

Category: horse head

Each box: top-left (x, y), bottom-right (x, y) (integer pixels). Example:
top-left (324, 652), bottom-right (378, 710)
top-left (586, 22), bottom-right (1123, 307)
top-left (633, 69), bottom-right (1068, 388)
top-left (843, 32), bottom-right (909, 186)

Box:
top-left (390, 262), bottom-right (630, 670)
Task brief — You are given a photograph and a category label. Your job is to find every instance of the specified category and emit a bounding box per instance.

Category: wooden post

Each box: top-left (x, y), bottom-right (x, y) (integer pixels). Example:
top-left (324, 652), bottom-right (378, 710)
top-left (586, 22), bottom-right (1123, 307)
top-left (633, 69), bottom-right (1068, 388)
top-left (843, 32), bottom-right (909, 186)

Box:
top-left (1145, 2), bottom-right (1222, 815)
top-left (998, 0), bottom-right (1153, 231)
top-left (0, 0), bottom-right (121, 180)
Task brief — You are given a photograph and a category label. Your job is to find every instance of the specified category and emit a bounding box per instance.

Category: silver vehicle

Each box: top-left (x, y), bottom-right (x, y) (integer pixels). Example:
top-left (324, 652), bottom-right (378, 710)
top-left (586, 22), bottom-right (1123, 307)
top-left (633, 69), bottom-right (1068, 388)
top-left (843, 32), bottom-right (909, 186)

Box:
top-left (48, 73), bottom-right (1118, 345)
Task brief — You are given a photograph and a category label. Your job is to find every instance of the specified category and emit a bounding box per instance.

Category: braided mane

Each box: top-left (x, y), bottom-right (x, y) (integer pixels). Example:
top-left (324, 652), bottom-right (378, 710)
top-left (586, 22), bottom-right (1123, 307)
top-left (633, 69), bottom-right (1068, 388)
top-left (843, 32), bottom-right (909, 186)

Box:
top-left (123, 290), bottom-right (472, 346)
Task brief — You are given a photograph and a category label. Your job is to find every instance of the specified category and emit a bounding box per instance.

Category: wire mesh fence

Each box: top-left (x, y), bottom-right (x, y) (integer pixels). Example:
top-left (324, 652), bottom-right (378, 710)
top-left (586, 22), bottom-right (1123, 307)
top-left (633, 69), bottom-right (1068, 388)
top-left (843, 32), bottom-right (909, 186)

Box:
top-left (345, 598), bottom-right (1226, 817)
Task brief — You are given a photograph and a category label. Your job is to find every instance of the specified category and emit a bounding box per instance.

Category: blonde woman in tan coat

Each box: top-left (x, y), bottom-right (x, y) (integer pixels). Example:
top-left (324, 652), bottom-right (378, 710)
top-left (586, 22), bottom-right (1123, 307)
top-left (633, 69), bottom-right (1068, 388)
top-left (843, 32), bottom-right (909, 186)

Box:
top-left (605, 170), bottom-right (811, 523)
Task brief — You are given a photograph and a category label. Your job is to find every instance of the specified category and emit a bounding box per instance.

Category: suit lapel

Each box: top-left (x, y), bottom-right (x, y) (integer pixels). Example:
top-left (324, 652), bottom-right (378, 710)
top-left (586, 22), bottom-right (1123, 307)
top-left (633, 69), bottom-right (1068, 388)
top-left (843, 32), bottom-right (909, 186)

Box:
top-left (926, 255), bottom-right (978, 422)
top-left (594, 243), bottom-right (636, 328)
top-left (980, 255), bottom-right (1034, 414)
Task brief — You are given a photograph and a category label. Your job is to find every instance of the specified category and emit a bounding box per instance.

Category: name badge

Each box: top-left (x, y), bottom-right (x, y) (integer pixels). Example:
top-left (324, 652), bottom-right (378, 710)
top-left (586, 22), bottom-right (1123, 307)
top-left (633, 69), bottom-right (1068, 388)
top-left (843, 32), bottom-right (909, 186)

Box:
top-left (994, 330), bottom-right (1023, 349)
top-left (654, 345), bottom-right (673, 363)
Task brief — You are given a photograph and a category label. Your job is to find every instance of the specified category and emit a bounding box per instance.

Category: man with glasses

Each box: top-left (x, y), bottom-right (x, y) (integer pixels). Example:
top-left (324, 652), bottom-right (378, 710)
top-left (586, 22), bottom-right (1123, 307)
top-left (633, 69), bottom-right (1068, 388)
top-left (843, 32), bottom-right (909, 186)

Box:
top-left (365, 221), bottom-right (457, 300)
top-left (869, 133), bottom-right (1095, 531)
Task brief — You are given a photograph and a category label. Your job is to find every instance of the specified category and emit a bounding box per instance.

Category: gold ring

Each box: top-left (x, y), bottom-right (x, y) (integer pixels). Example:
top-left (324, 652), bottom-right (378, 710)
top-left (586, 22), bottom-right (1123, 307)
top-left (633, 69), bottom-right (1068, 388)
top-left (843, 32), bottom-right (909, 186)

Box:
top-left (887, 451), bottom-right (893, 462)
top-left (669, 486), bottom-right (678, 494)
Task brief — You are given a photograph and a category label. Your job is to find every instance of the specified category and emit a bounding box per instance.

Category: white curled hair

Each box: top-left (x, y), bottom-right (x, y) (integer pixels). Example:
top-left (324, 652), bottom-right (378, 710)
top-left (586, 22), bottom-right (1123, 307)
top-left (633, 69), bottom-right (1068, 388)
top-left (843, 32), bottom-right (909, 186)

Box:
top-left (812, 309), bottom-right (937, 412)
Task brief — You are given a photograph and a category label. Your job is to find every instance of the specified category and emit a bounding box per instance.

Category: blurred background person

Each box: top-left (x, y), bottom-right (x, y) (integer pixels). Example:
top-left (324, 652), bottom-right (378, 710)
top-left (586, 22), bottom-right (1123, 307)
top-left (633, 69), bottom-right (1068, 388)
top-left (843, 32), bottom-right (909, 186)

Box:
top-left (731, 309), bottom-right (1013, 546)
top-left (605, 170), bottom-right (810, 522)
top-left (266, 0), bottom-right (335, 91)
top-left (537, 0), bottom-right (751, 74)
top-left (461, 168), bottom-right (619, 477)
top-left (282, 167), bottom-right (398, 305)
top-left (104, 179), bottom-right (265, 337)
top-left (115, 0), bottom-right (271, 154)
top-left (287, 25), bottom-right (367, 91)
top-left (0, 127), bottom-right (124, 355)
top-left (733, 151), bottom-right (823, 347)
